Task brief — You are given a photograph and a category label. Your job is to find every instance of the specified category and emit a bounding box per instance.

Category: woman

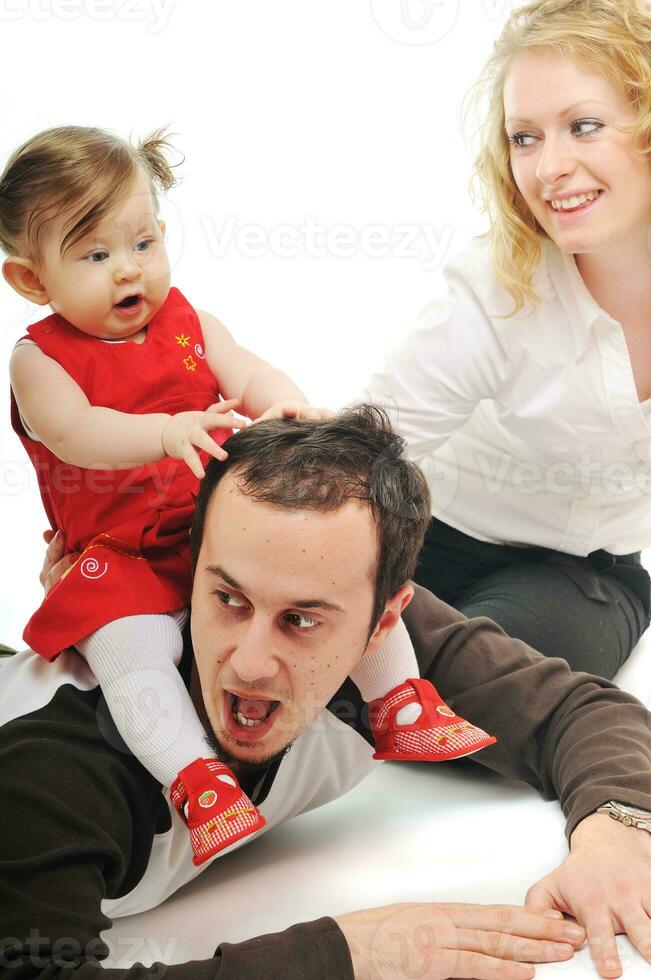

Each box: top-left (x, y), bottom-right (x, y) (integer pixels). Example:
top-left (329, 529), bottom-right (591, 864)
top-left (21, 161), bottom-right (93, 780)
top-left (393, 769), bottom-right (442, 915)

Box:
top-left (362, 0), bottom-right (651, 678)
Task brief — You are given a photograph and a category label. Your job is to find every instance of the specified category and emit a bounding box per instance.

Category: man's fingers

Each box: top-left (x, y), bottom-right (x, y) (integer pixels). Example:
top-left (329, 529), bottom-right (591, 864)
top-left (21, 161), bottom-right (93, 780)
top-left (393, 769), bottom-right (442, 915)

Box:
top-left (443, 926), bottom-right (574, 964)
top-left (44, 553), bottom-right (78, 596)
top-left (583, 906), bottom-right (621, 977)
top-left (444, 902), bottom-right (564, 918)
top-left (434, 903), bottom-right (586, 946)
top-left (524, 884), bottom-right (571, 923)
top-left (619, 905), bottom-right (651, 970)
top-left (525, 880), bottom-right (559, 913)
top-left (46, 529), bottom-right (64, 557)
top-left (40, 531), bottom-right (66, 587)
top-left (444, 946), bottom-right (534, 979)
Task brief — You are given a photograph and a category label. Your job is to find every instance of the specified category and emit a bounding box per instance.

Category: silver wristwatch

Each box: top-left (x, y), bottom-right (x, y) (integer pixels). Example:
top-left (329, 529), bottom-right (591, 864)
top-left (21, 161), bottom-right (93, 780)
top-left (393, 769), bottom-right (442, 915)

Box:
top-left (596, 800), bottom-right (651, 832)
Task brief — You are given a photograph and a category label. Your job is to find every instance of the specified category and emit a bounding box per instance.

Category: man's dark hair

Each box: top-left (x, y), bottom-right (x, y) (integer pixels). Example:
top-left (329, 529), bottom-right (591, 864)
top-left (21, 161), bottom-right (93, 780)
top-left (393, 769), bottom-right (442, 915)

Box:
top-left (191, 404), bottom-right (431, 636)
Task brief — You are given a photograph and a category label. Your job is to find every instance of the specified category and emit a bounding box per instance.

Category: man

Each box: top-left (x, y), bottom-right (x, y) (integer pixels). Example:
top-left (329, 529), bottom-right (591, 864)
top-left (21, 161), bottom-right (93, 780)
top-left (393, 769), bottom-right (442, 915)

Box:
top-left (1, 405), bottom-right (651, 979)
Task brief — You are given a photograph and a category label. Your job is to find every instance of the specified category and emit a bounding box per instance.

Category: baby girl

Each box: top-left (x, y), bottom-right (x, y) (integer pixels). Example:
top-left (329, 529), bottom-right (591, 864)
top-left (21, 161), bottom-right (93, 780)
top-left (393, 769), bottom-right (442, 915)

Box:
top-left (1, 125), bottom-right (495, 866)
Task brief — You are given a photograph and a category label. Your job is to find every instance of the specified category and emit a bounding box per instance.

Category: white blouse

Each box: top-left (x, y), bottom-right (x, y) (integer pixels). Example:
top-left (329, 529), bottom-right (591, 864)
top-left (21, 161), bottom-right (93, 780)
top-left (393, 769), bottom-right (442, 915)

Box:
top-left (359, 234), bottom-right (651, 557)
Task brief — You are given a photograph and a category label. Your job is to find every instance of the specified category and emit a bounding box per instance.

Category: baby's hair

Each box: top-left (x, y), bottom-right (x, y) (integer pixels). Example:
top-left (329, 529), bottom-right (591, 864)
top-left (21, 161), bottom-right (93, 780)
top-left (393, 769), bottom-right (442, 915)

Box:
top-left (0, 124), bottom-right (183, 266)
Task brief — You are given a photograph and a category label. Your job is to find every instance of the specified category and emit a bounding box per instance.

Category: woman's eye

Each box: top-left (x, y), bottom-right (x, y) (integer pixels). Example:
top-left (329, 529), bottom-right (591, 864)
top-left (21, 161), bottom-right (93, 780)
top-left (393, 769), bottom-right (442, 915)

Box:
top-left (572, 119), bottom-right (603, 137)
top-left (285, 612), bottom-right (319, 630)
top-left (508, 132), bottom-right (536, 149)
top-left (215, 589), bottom-right (246, 608)
top-left (508, 119), bottom-right (603, 150)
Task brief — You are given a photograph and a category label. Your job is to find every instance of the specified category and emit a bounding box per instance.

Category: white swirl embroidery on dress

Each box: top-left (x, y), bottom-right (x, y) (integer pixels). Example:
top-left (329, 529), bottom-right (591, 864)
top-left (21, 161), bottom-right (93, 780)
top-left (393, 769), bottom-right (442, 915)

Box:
top-left (194, 343), bottom-right (206, 360)
top-left (80, 557), bottom-right (109, 579)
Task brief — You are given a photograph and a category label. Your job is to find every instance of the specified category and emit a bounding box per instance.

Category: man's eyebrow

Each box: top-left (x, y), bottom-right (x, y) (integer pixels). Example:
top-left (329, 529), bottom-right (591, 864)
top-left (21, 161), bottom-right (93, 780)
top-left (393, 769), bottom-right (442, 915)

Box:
top-left (505, 100), bottom-right (609, 126)
top-left (206, 565), bottom-right (242, 590)
top-left (292, 598), bottom-right (345, 613)
top-left (205, 564), bottom-right (345, 613)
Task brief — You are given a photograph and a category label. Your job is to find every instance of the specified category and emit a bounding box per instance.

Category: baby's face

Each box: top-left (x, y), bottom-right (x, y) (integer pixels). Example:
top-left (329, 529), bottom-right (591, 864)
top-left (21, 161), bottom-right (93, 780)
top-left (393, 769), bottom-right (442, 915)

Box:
top-left (35, 168), bottom-right (171, 341)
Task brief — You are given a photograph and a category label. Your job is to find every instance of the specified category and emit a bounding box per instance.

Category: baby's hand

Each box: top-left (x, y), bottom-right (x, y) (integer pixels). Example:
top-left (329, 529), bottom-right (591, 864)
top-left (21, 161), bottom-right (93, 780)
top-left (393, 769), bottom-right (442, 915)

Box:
top-left (161, 399), bottom-right (247, 479)
top-left (253, 400), bottom-right (336, 423)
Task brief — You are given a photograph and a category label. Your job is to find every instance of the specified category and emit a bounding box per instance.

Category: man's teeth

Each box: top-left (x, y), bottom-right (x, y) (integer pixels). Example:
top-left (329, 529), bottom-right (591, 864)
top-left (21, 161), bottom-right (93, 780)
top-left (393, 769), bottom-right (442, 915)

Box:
top-left (234, 710), bottom-right (265, 727)
top-left (550, 191), bottom-right (600, 211)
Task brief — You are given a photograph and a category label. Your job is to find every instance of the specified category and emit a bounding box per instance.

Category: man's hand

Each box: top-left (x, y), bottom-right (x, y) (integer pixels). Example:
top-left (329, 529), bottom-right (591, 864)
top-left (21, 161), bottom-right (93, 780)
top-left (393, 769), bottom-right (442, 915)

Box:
top-left (161, 399), bottom-right (246, 478)
top-left (40, 530), bottom-right (79, 596)
top-left (525, 811), bottom-right (651, 977)
top-left (252, 400), bottom-right (335, 423)
top-left (335, 901), bottom-right (585, 978)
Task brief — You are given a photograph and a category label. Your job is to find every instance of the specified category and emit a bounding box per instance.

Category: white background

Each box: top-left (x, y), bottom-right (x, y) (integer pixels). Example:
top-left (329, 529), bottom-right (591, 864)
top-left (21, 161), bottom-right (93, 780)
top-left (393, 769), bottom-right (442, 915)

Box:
top-left (0, 0), bottom-right (516, 646)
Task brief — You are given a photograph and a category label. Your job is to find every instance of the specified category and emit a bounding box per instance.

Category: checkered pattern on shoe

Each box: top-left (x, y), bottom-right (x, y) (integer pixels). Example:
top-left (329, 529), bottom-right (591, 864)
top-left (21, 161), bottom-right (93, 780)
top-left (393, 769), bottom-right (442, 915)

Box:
top-left (393, 720), bottom-right (492, 758)
top-left (189, 801), bottom-right (262, 861)
top-left (171, 757), bottom-right (266, 865)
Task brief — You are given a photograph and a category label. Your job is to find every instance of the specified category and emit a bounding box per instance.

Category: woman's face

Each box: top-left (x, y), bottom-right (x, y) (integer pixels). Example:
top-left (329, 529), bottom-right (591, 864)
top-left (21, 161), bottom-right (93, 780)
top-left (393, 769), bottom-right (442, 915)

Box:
top-left (503, 51), bottom-right (651, 256)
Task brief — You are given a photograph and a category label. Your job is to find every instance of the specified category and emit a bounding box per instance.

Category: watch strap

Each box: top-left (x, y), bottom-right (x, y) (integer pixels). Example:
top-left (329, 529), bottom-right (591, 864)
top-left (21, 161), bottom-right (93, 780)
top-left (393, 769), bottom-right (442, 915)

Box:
top-left (597, 800), bottom-right (651, 832)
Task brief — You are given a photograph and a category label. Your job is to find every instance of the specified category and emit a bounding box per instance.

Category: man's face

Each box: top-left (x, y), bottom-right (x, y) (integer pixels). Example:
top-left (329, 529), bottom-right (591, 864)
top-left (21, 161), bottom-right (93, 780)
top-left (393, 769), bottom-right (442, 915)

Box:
top-left (190, 472), bottom-right (386, 769)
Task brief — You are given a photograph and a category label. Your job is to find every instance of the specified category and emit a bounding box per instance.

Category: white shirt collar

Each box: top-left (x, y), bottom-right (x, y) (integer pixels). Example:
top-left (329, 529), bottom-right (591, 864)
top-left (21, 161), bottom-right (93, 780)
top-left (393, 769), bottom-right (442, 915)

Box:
top-left (544, 238), bottom-right (620, 359)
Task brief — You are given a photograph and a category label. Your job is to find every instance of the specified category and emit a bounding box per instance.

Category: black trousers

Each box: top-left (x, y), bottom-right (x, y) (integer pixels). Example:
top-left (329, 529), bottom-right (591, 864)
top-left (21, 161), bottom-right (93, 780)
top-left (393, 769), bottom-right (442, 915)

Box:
top-left (413, 517), bottom-right (651, 679)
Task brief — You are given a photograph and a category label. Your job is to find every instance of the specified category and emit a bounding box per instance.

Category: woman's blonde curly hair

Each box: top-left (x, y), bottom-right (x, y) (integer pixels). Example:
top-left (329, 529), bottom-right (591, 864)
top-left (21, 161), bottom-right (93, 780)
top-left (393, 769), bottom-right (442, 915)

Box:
top-left (463, 0), bottom-right (651, 316)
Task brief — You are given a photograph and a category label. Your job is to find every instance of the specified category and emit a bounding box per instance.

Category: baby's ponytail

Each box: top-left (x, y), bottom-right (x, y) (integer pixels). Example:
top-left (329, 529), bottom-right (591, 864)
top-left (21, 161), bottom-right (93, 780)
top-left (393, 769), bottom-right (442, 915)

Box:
top-left (136, 125), bottom-right (184, 195)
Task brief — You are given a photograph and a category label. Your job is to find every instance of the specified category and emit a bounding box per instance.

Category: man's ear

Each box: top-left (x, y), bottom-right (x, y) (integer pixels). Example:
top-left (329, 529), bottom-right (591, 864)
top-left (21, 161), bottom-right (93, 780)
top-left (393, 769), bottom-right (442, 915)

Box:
top-left (2, 257), bottom-right (50, 306)
top-left (364, 581), bottom-right (414, 658)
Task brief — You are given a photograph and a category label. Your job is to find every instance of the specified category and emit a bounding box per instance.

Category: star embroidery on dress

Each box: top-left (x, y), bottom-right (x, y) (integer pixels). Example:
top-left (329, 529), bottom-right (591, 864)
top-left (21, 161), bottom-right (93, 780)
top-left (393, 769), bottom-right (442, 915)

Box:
top-left (183, 354), bottom-right (197, 372)
top-left (175, 333), bottom-right (191, 348)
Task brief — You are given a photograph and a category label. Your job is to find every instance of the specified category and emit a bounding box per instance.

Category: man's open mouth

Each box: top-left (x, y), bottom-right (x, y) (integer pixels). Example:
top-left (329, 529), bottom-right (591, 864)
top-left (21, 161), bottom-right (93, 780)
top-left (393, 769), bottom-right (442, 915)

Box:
top-left (223, 691), bottom-right (282, 742)
top-left (227, 692), bottom-right (281, 727)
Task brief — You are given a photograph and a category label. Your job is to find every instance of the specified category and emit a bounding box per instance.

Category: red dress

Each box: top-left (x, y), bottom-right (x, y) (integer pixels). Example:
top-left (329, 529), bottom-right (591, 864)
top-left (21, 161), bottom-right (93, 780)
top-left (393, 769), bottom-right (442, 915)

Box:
top-left (10, 287), bottom-right (230, 661)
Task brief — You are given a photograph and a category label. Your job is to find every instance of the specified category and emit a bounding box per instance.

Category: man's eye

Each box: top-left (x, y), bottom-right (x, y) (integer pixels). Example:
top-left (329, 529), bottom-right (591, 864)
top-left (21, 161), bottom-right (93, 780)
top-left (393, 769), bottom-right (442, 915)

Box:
top-left (215, 589), bottom-right (246, 608)
top-left (285, 612), bottom-right (320, 630)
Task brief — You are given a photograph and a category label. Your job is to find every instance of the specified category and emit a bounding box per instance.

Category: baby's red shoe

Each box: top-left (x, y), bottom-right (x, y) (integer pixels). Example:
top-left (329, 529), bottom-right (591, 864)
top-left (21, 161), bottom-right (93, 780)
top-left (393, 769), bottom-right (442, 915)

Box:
top-left (170, 758), bottom-right (266, 866)
top-left (370, 678), bottom-right (497, 762)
